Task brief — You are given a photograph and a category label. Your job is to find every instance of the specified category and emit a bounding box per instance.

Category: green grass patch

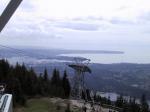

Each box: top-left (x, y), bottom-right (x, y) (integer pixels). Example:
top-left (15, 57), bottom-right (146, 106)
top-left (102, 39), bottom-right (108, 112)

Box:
top-left (14, 98), bottom-right (66, 112)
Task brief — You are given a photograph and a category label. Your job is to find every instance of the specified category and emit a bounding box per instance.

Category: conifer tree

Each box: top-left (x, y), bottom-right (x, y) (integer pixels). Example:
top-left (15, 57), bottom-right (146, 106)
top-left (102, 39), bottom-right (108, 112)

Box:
top-left (44, 68), bottom-right (48, 81)
top-left (140, 94), bottom-right (149, 112)
top-left (115, 95), bottom-right (124, 108)
top-left (51, 69), bottom-right (61, 86)
top-left (62, 70), bottom-right (71, 98)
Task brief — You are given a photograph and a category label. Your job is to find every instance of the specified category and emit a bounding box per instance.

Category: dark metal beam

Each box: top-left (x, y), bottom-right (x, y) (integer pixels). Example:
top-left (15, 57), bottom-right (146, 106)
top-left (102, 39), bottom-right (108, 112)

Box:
top-left (0, 0), bottom-right (23, 33)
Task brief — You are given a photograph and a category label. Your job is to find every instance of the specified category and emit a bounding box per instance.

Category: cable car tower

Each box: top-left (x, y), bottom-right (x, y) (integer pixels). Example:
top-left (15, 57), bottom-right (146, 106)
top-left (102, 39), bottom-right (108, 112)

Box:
top-left (68, 57), bottom-right (91, 100)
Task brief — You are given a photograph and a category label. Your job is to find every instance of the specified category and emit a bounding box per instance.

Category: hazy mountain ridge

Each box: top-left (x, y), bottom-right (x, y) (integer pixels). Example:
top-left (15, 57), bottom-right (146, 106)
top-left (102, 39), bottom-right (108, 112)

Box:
top-left (27, 62), bottom-right (150, 100)
top-left (0, 48), bottom-right (150, 100)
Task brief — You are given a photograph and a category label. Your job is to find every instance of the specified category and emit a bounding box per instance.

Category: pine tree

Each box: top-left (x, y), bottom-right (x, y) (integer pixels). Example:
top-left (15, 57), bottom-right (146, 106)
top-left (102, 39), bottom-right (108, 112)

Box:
top-left (51, 69), bottom-right (64, 97)
top-left (130, 97), bottom-right (140, 112)
top-left (44, 68), bottom-right (48, 81)
top-left (51, 69), bottom-right (61, 86)
top-left (82, 90), bottom-right (86, 100)
top-left (86, 89), bottom-right (91, 101)
top-left (140, 94), bottom-right (149, 112)
top-left (115, 95), bottom-right (124, 108)
top-left (37, 73), bottom-right (45, 95)
top-left (62, 70), bottom-right (71, 98)
top-left (0, 59), bottom-right (10, 81)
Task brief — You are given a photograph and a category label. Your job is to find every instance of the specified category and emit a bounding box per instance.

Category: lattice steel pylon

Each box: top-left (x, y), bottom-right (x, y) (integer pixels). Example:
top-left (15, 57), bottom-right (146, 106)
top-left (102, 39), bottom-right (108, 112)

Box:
top-left (68, 57), bottom-right (91, 100)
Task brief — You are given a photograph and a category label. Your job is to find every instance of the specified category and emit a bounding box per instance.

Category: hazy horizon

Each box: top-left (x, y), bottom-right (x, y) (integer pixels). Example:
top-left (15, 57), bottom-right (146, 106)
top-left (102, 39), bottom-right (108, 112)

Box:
top-left (1, 0), bottom-right (150, 55)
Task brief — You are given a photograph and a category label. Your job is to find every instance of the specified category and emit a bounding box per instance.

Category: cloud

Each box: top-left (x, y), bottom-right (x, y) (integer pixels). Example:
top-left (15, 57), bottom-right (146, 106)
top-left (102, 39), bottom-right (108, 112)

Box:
top-left (110, 19), bottom-right (135, 25)
top-left (138, 12), bottom-right (150, 23)
top-left (55, 21), bottom-right (99, 31)
top-left (1, 17), bottom-right (63, 41)
top-left (20, 0), bottom-right (35, 11)
top-left (1, 0), bottom-right (150, 51)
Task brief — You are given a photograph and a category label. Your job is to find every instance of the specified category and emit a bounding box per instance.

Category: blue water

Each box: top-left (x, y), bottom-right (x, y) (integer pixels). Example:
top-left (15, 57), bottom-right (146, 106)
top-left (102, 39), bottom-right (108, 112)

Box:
top-left (60, 51), bottom-right (150, 64)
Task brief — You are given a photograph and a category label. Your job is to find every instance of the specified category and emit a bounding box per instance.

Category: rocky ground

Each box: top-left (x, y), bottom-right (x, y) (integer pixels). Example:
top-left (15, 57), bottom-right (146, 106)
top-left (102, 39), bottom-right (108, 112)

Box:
top-left (14, 97), bottom-right (118, 112)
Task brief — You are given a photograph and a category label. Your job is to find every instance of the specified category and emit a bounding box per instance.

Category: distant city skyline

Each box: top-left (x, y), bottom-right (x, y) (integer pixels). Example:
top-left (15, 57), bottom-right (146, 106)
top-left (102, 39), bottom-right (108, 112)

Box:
top-left (0, 0), bottom-right (150, 53)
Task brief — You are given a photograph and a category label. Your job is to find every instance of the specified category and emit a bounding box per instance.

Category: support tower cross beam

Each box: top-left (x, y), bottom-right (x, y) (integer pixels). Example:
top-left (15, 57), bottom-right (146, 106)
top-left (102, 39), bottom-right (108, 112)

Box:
top-left (0, 0), bottom-right (23, 32)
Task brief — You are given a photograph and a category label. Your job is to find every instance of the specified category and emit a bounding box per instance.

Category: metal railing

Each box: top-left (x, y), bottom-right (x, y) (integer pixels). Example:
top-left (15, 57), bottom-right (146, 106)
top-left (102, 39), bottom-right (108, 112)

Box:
top-left (0, 95), bottom-right (8, 112)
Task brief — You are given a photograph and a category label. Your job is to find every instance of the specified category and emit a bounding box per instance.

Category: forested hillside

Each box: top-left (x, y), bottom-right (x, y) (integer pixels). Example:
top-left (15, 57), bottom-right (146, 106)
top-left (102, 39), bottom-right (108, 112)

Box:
top-left (0, 59), bottom-right (70, 106)
top-left (0, 59), bottom-right (150, 112)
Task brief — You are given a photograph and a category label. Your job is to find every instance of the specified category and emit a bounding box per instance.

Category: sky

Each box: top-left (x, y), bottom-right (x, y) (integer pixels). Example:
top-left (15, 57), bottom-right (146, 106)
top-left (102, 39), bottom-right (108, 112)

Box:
top-left (0, 0), bottom-right (150, 52)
